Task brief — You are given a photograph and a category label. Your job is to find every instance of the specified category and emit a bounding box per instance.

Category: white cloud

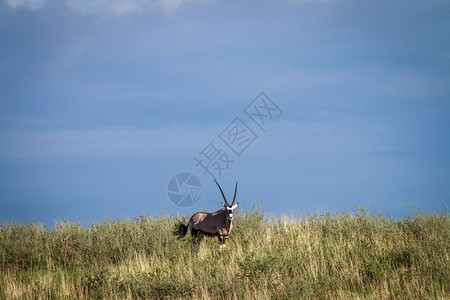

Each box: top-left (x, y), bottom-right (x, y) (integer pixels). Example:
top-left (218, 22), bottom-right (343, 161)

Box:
top-left (66, 0), bottom-right (147, 15)
top-left (5, 0), bottom-right (46, 10)
top-left (0, 125), bottom-right (221, 159)
top-left (68, 0), bottom-right (216, 15)
top-left (3, 0), bottom-right (332, 14)
top-left (0, 118), bottom-right (394, 160)
top-left (4, 0), bottom-right (216, 14)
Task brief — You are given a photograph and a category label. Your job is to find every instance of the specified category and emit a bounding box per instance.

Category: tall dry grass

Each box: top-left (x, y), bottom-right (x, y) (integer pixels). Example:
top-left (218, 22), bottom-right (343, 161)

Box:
top-left (0, 207), bottom-right (449, 299)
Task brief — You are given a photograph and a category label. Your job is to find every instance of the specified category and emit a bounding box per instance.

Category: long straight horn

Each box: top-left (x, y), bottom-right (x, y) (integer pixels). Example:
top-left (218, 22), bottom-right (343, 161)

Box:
top-left (232, 181), bottom-right (238, 205)
top-left (214, 179), bottom-right (230, 206)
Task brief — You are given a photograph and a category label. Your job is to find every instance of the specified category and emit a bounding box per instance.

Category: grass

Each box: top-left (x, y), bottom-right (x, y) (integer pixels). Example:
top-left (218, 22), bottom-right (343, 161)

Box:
top-left (0, 206), bottom-right (449, 299)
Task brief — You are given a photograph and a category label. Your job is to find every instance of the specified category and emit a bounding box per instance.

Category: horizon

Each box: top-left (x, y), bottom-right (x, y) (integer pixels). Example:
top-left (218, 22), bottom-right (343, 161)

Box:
top-left (1, 0), bottom-right (449, 225)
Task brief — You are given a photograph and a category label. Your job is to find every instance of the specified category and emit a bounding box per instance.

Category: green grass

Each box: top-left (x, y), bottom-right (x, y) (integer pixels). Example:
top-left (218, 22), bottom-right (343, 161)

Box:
top-left (1, 207), bottom-right (449, 299)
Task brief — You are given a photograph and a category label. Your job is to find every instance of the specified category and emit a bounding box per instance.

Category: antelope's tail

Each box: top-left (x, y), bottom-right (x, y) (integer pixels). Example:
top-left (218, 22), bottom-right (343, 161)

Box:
top-left (173, 220), bottom-right (188, 239)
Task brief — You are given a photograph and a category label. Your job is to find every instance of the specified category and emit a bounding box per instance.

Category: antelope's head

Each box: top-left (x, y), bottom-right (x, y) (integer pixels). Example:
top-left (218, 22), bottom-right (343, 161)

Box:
top-left (215, 180), bottom-right (238, 221)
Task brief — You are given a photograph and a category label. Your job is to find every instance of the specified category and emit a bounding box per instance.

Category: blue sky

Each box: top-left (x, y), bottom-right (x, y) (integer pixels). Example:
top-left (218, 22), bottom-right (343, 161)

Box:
top-left (0, 0), bottom-right (449, 224)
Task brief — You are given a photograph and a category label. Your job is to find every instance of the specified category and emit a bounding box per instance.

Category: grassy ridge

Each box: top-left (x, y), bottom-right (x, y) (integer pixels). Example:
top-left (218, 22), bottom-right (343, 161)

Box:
top-left (0, 207), bottom-right (449, 299)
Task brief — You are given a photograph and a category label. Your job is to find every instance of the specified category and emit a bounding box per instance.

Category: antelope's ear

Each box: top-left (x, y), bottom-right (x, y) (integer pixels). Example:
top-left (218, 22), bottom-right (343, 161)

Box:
top-left (231, 203), bottom-right (238, 209)
top-left (221, 202), bottom-right (227, 208)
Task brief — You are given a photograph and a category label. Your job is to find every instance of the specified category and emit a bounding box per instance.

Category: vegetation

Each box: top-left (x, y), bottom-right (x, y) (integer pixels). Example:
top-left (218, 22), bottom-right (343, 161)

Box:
top-left (0, 207), bottom-right (449, 299)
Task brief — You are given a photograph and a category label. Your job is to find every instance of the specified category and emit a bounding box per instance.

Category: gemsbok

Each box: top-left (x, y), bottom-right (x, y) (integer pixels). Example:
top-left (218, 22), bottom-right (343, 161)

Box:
top-left (173, 180), bottom-right (238, 250)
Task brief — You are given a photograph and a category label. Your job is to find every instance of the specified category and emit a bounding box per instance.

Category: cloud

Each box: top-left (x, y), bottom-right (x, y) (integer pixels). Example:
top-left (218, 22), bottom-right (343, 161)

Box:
top-left (66, 0), bottom-right (149, 15)
top-left (3, 0), bottom-right (216, 14)
top-left (0, 118), bottom-right (393, 160)
top-left (5, 0), bottom-right (45, 10)
top-left (0, 125), bottom-right (222, 159)
top-left (3, 0), bottom-right (335, 14)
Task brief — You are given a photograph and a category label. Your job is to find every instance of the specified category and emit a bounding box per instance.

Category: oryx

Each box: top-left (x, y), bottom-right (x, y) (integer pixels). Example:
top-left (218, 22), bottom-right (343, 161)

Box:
top-left (173, 180), bottom-right (238, 249)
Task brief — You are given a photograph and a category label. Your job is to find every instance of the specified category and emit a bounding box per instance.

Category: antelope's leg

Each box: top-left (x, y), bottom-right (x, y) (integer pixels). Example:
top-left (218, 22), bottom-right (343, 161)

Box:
top-left (191, 232), bottom-right (203, 255)
top-left (195, 232), bottom-right (204, 244)
top-left (218, 235), bottom-right (226, 251)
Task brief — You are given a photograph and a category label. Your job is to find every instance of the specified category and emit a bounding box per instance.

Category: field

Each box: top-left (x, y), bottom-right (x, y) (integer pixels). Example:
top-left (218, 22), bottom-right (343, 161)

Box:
top-left (0, 207), bottom-right (449, 299)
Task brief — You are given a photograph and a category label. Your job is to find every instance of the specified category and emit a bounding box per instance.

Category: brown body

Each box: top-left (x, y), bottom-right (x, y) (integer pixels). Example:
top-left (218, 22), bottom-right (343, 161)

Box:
top-left (173, 181), bottom-right (238, 248)
top-left (189, 208), bottom-right (233, 244)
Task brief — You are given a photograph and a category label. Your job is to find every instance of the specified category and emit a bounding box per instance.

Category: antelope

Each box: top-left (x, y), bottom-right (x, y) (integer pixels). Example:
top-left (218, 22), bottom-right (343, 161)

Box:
top-left (173, 180), bottom-right (238, 249)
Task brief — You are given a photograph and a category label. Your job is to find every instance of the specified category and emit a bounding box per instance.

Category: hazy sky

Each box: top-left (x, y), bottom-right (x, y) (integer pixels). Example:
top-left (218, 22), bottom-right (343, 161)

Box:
top-left (1, 0), bottom-right (449, 224)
